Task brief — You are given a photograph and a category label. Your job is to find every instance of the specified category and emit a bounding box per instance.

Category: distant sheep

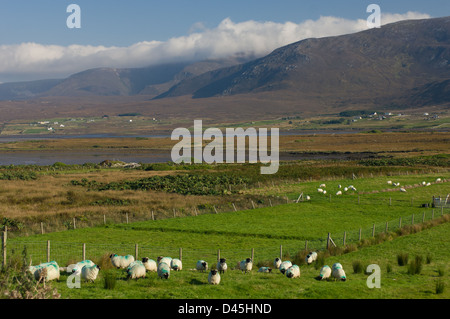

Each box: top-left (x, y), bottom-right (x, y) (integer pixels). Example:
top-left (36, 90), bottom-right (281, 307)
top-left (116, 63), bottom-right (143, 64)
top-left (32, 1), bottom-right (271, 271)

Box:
top-left (436, 178), bottom-right (442, 183)
top-left (157, 262), bottom-right (171, 279)
top-left (317, 188), bottom-right (324, 193)
top-left (316, 265), bottom-right (331, 280)
top-left (274, 257), bottom-right (282, 269)
top-left (142, 257), bottom-right (157, 272)
top-left (332, 263), bottom-right (347, 281)
top-left (400, 187), bottom-right (407, 192)
top-left (305, 252), bottom-right (317, 265)
top-left (387, 181), bottom-right (392, 185)
top-left (208, 269), bottom-right (221, 285)
top-left (126, 261), bottom-right (146, 280)
top-left (81, 264), bottom-right (101, 283)
top-left (110, 254), bottom-right (135, 269)
top-left (239, 258), bottom-right (253, 273)
top-left (258, 267), bottom-right (272, 273)
top-left (217, 258), bottom-right (227, 274)
top-left (279, 261), bottom-right (292, 274)
top-left (285, 265), bottom-right (300, 278)
top-left (171, 258), bottom-right (183, 271)
top-left (336, 191), bottom-right (342, 196)
top-left (319, 184), bottom-right (326, 188)
top-left (196, 260), bottom-right (208, 272)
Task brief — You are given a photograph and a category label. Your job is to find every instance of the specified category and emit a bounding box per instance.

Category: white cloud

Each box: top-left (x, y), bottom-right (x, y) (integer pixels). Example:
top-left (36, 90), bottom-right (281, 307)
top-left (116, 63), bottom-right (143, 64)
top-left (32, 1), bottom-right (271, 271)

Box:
top-left (0, 12), bottom-right (431, 82)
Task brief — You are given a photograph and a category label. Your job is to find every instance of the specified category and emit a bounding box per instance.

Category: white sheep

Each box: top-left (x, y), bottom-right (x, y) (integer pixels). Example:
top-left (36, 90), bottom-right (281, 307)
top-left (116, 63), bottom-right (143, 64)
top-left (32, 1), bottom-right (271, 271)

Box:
top-left (305, 195), bottom-right (311, 201)
top-left (336, 191), bottom-right (342, 196)
top-left (387, 181), bottom-right (392, 185)
top-left (279, 261), bottom-right (292, 274)
top-left (285, 265), bottom-right (300, 278)
top-left (274, 257), bottom-right (282, 269)
top-left (426, 182), bottom-right (431, 187)
top-left (332, 263), bottom-right (347, 281)
top-left (400, 187), bottom-right (407, 192)
top-left (157, 262), bottom-right (171, 279)
top-left (142, 257), bottom-right (157, 272)
top-left (30, 261), bottom-right (60, 282)
top-left (196, 260), bottom-right (208, 272)
top-left (344, 187), bottom-right (348, 192)
top-left (393, 182), bottom-right (400, 187)
top-left (110, 254), bottom-right (135, 269)
top-left (126, 261), bottom-right (146, 280)
top-left (208, 269), bottom-right (221, 285)
top-left (81, 264), bottom-right (100, 283)
top-left (305, 252), bottom-right (318, 265)
top-left (171, 258), bottom-right (183, 271)
top-left (157, 256), bottom-right (173, 267)
top-left (338, 184), bottom-right (342, 188)
top-left (319, 184), bottom-right (326, 188)
top-left (436, 178), bottom-right (442, 183)
top-left (323, 190), bottom-right (327, 195)
top-left (71, 260), bottom-right (95, 276)
top-left (239, 258), bottom-right (253, 273)
top-left (258, 267), bottom-right (272, 273)
top-left (422, 181), bottom-right (426, 186)
top-left (217, 258), bottom-right (227, 274)
top-left (316, 265), bottom-right (331, 280)
top-left (317, 188), bottom-right (324, 193)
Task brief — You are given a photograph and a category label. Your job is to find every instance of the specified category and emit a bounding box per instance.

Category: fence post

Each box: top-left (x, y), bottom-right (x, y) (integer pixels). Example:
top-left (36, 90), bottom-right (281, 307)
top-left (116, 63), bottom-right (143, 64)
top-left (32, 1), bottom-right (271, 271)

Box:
top-left (343, 231), bottom-right (346, 246)
top-left (232, 203), bottom-right (237, 212)
top-left (134, 244), bottom-right (138, 260)
top-left (41, 222), bottom-right (44, 235)
top-left (73, 217), bottom-right (76, 230)
top-left (126, 213), bottom-right (129, 224)
top-left (389, 198), bottom-right (392, 206)
top-left (217, 249), bottom-right (220, 262)
top-left (359, 228), bottom-right (362, 241)
top-left (47, 240), bottom-right (50, 263)
top-left (385, 221), bottom-right (388, 233)
top-left (83, 243), bottom-right (86, 261)
top-left (173, 209), bottom-right (176, 218)
top-left (422, 212), bottom-right (426, 223)
top-left (269, 199), bottom-right (272, 207)
top-left (251, 248), bottom-right (254, 261)
top-left (372, 224), bottom-right (375, 237)
top-left (412, 214), bottom-right (414, 225)
top-left (2, 226), bottom-right (7, 268)
top-left (179, 248), bottom-right (182, 262)
top-left (151, 210), bottom-right (154, 221)
top-left (214, 206), bottom-right (218, 214)
top-left (251, 201), bottom-right (255, 209)
top-left (104, 214), bottom-right (106, 225)
top-left (399, 217), bottom-right (402, 229)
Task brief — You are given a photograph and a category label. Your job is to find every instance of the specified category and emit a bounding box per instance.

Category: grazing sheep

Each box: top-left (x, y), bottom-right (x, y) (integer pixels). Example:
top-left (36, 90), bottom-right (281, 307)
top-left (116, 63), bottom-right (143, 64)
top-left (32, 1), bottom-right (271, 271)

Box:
top-left (344, 187), bottom-right (348, 192)
top-left (323, 190), bottom-right (327, 195)
top-left (285, 265), bottom-right (300, 278)
top-left (196, 260), bottom-right (208, 272)
top-left (81, 264), bottom-right (100, 282)
top-left (239, 258), bottom-right (253, 273)
top-left (316, 265), bottom-right (332, 280)
top-left (425, 182), bottom-right (431, 187)
top-left (71, 260), bottom-right (95, 276)
top-left (338, 184), bottom-right (342, 188)
top-left (171, 258), bottom-right (183, 271)
top-left (332, 263), bottom-right (347, 281)
top-left (305, 195), bottom-right (311, 201)
top-left (319, 184), bottom-right (326, 188)
top-left (157, 262), bottom-right (171, 279)
top-left (317, 188), bottom-right (324, 193)
top-left (393, 182), bottom-right (400, 187)
top-left (336, 191), bottom-right (342, 196)
top-left (436, 178), bottom-right (442, 183)
top-left (400, 187), bottom-right (407, 192)
top-left (110, 254), bottom-right (135, 269)
top-left (279, 261), bottom-right (292, 274)
top-left (305, 252), bottom-right (318, 265)
top-left (387, 181), bottom-right (392, 185)
top-left (274, 257), bottom-right (282, 269)
top-left (142, 257), bottom-right (157, 272)
top-left (30, 261), bottom-right (60, 282)
top-left (157, 256), bottom-right (173, 267)
top-left (217, 258), bottom-right (227, 274)
top-left (208, 269), bottom-right (221, 285)
top-left (422, 181), bottom-right (426, 186)
top-left (258, 267), bottom-right (272, 273)
top-left (126, 261), bottom-right (146, 280)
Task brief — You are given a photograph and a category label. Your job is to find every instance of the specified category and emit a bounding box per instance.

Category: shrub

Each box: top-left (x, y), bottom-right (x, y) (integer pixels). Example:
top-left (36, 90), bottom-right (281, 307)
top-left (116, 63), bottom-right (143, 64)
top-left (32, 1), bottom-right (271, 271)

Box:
top-left (386, 263), bottom-right (392, 274)
top-left (407, 255), bottom-right (423, 275)
top-left (426, 254), bottom-right (432, 264)
top-left (352, 260), bottom-right (364, 274)
top-left (397, 253), bottom-right (409, 266)
top-left (103, 271), bottom-right (117, 290)
top-left (436, 280), bottom-right (445, 294)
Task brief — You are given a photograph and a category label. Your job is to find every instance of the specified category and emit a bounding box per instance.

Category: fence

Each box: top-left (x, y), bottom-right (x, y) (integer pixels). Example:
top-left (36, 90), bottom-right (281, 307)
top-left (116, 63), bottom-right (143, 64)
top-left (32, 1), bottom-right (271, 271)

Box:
top-left (2, 206), bottom-right (448, 269)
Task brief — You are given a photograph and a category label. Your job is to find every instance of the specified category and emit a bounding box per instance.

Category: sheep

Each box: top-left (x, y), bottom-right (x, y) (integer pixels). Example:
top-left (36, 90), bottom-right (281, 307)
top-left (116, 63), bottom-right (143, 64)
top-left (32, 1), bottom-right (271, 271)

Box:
top-left (81, 264), bottom-right (100, 283)
top-left (323, 190), bottom-right (327, 195)
top-left (126, 261), bottom-right (146, 280)
top-left (319, 184), bottom-right (326, 188)
top-left (336, 191), bottom-right (342, 196)
top-left (305, 252), bottom-right (318, 265)
top-left (208, 269), bottom-right (221, 285)
top-left (400, 187), bottom-right (407, 192)
top-left (217, 258), bottom-right (227, 274)
top-left (317, 188), bottom-right (324, 193)
top-left (387, 181), bottom-right (392, 185)
top-left (157, 256), bottom-right (173, 267)
top-left (196, 260), bottom-right (208, 272)
top-left (305, 195), bottom-right (311, 201)
top-left (71, 260), bottom-right (95, 276)
top-left (332, 263), bottom-right (347, 281)
top-left (110, 254), bottom-right (135, 269)
top-left (171, 258), bottom-right (183, 271)
top-left (426, 182), bottom-right (431, 187)
top-left (30, 261), bottom-right (60, 282)
top-left (422, 181), bottom-right (426, 186)
top-left (157, 262), bottom-right (171, 279)
top-left (393, 182), bottom-right (400, 187)
top-left (338, 184), bottom-right (342, 189)
top-left (274, 257), bottom-right (282, 269)
top-left (344, 187), bottom-right (348, 192)
top-left (316, 265), bottom-right (332, 280)
top-left (142, 257), bottom-right (157, 272)
top-left (239, 258), bottom-right (253, 273)
top-left (279, 261), bottom-right (292, 274)
top-left (258, 267), bottom-right (272, 273)
top-left (285, 265), bottom-right (300, 278)
top-left (436, 178), bottom-right (442, 183)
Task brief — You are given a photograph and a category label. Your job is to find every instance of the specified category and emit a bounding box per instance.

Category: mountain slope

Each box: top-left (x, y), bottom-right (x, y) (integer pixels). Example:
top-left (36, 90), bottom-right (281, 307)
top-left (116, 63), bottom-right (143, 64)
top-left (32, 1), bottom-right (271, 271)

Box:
top-left (155, 16), bottom-right (450, 108)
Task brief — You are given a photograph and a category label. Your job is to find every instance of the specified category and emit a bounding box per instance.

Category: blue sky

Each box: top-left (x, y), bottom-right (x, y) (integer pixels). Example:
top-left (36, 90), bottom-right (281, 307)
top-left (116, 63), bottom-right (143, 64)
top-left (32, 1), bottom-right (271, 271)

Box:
top-left (0, 1), bottom-right (448, 82)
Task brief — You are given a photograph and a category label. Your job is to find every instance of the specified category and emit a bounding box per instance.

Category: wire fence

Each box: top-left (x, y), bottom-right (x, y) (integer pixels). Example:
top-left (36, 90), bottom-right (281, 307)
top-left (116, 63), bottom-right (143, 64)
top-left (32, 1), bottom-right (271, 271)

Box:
top-left (2, 206), bottom-right (448, 269)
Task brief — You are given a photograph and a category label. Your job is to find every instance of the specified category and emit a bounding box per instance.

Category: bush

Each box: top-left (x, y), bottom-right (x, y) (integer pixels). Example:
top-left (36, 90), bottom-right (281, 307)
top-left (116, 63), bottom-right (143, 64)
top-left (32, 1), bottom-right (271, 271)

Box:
top-left (407, 255), bottom-right (423, 275)
top-left (352, 260), bottom-right (364, 274)
top-left (103, 271), bottom-right (117, 290)
top-left (436, 280), bottom-right (445, 294)
top-left (397, 253), bottom-right (409, 266)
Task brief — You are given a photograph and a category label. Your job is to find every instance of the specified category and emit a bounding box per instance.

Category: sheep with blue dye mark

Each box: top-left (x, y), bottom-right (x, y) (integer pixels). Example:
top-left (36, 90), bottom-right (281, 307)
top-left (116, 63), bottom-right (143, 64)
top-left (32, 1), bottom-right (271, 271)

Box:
top-left (70, 260), bottom-right (95, 276)
top-left (81, 264), bottom-right (101, 283)
top-left (305, 252), bottom-right (317, 265)
top-left (158, 256), bottom-right (173, 267)
top-left (208, 269), bottom-right (221, 285)
top-left (29, 261), bottom-right (60, 282)
top-left (157, 262), bottom-right (171, 279)
top-left (110, 254), bottom-right (135, 269)
top-left (217, 258), bottom-right (227, 274)
top-left (196, 260), bottom-right (208, 272)
top-left (171, 258), bottom-right (182, 271)
top-left (279, 261), bottom-right (292, 274)
top-left (274, 258), bottom-right (282, 269)
top-left (126, 260), bottom-right (146, 280)
top-left (285, 265), bottom-right (300, 278)
top-left (332, 263), bottom-right (347, 281)
top-left (258, 267), bottom-right (272, 273)
top-left (316, 265), bottom-right (331, 280)
top-left (239, 258), bottom-right (253, 273)
top-left (142, 257), bottom-right (157, 272)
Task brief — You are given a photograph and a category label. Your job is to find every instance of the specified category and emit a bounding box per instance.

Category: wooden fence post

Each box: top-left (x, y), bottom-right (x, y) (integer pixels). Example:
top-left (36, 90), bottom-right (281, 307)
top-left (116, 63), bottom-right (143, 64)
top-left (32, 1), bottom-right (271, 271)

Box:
top-left (41, 222), bottom-right (44, 235)
top-left (173, 209), bottom-right (176, 218)
top-left (359, 228), bottom-right (362, 241)
top-left (389, 198), bottom-right (392, 206)
top-left (73, 217), bottom-right (76, 230)
top-left (422, 212), bottom-right (426, 223)
top-left (251, 248), bottom-right (254, 261)
top-left (269, 199), bottom-right (272, 207)
top-left (217, 249), bottom-right (220, 262)
top-left (214, 206), bottom-right (218, 214)
top-left (135, 244), bottom-right (138, 261)
top-left (251, 201), bottom-right (255, 209)
top-left (2, 227), bottom-right (7, 268)
top-left (104, 215), bottom-right (106, 225)
top-left (83, 243), bottom-right (86, 261)
top-left (372, 224), bottom-right (375, 237)
top-left (151, 210), bottom-right (154, 220)
top-left (47, 240), bottom-right (50, 263)
top-left (343, 231), bottom-right (346, 246)
top-left (179, 248), bottom-right (182, 262)
top-left (126, 213), bottom-right (129, 224)
top-left (399, 216), bottom-right (402, 229)
top-left (232, 203), bottom-right (237, 212)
